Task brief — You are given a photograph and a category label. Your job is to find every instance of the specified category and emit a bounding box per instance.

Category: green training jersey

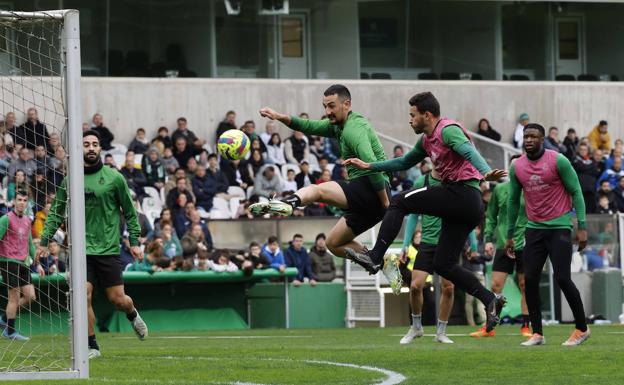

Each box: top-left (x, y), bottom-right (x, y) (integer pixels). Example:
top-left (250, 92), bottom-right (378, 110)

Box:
top-left (289, 112), bottom-right (389, 191)
top-left (41, 164), bottom-right (141, 256)
top-left (483, 181), bottom-right (527, 251)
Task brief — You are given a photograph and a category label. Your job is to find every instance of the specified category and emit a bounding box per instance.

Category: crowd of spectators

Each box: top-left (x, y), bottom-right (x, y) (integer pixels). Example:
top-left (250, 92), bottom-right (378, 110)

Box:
top-left (0, 108), bottom-right (619, 280)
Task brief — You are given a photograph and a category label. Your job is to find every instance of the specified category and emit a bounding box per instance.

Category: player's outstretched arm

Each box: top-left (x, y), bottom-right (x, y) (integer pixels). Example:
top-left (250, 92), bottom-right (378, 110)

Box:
top-left (260, 107), bottom-right (333, 137)
top-left (345, 139), bottom-right (426, 173)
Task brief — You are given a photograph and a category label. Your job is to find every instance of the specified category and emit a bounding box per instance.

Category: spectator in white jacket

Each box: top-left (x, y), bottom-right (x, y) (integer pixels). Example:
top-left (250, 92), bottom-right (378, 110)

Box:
top-left (260, 120), bottom-right (276, 146)
top-left (266, 133), bottom-right (286, 167)
top-left (252, 165), bottom-right (282, 198)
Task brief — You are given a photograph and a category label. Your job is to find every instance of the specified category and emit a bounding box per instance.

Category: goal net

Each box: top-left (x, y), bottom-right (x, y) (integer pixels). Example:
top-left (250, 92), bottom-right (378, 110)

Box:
top-left (0, 10), bottom-right (87, 380)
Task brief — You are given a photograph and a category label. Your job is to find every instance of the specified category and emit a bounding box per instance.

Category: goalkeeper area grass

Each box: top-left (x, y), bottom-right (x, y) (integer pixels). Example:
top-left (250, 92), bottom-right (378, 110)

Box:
top-left (7, 325), bottom-right (624, 385)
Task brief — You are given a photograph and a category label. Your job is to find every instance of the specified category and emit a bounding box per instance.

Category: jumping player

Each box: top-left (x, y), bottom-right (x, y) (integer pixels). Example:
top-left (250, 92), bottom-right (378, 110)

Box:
top-left (399, 167), bottom-right (459, 345)
top-left (471, 155), bottom-right (531, 338)
top-left (36, 130), bottom-right (148, 359)
top-left (506, 123), bottom-right (590, 346)
top-left (250, 85), bottom-right (401, 291)
top-left (344, 91), bottom-right (507, 332)
top-left (0, 190), bottom-right (37, 341)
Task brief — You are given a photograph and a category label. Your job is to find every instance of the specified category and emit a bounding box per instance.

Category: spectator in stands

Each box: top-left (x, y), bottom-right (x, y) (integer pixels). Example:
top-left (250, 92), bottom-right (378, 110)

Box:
top-left (247, 138), bottom-right (267, 162)
top-left (241, 120), bottom-right (266, 152)
top-left (597, 180), bottom-right (617, 212)
top-left (476, 118), bottom-right (501, 141)
top-left (390, 146), bottom-right (411, 194)
top-left (3, 112), bottom-right (17, 147)
top-left (161, 147), bottom-right (180, 175)
top-left (393, 145), bottom-right (404, 158)
top-left (166, 176), bottom-right (195, 210)
top-left (32, 168), bottom-right (50, 213)
top-left (142, 147), bottom-right (166, 190)
top-left (573, 143), bottom-right (600, 214)
top-left (173, 136), bottom-right (201, 170)
top-left (260, 121), bottom-right (276, 146)
top-left (283, 169), bottom-right (297, 193)
top-left (285, 234), bottom-right (316, 287)
top-left (247, 149), bottom-right (265, 178)
top-left (192, 164), bottom-right (218, 212)
top-left (160, 220), bottom-right (182, 260)
top-left (234, 242), bottom-right (270, 276)
top-left (513, 113), bottom-right (529, 149)
top-left (605, 143), bottom-right (624, 170)
top-left (152, 208), bottom-right (172, 238)
top-left (37, 239), bottom-right (66, 275)
top-left (209, 249), bottom-right (239, 273)
top-left (173, 199), bottom-right (193, 238)
top-left (186, 157), bottom-right (199, 178)
top-left (284, 130), bottom-right (309, 164)
top-left (47, 132), bottom-right (60, 157)
top-left (164, 168), bottom-right (190, 197)
top-left (317, 156), bottom-right (330, 173)
top-left (172, 117), bottom-right (205, 150)
top-left (262, 236), bottom-right (286, 273)
top-left (309, 233), bottom-right (335, 282)
top-left (48, 145), bottom-right (65, 187)
top-left (132, 197), bottom-right (153, 245)
top-left (8, 147), bottom-right (36, 181)
top-left (91, 113), bottom-right (114, 151)
top-left (295, 160), bottom-right (318, 189)
top-left (588, 120), bottom-right (610, 152)
top-left (33, 202), bottom-right (51, 239)
top-left (13, 107), bottom-right (50, 151)
top-left (197, 149), bottom-right (209, 168)
top-left (593, 148), bottom-right (606, 175)
top-left (563, 128), bottom-right (578, 160)
top-left (299, 112), bottom-right (309, 120)
top-left (0, 136), bottom-right (11, 178)
top-left (206, 153), bottom-right (230, 195)
top-left (152, 126), bottom-right (172, 152)
top-left (104, 153), bottom-right (116, 169)
top-left (215, 111), bottom-right (237, 144)
top-left (187, 209), bottom-right (213, 250)
top-left (34, 145), bottom-right (51, 173)
top-left (597, 195), bottom-right (615, 214)
top-left (613, 176), bottom-right (624, 213)
top-left (220, 158), bottom-right (253, 190)
top-left (266, 133), bottom-right (286, 167)
top-left (182, 223), bottom-right (211, 259)
top-left (252, 165), bottom-right (282, 199)
top-left (597, 157), bottom-right (624, 189)
top-left (309, 136), bottom-right (325, 161)
top-left (127, 238), bottom-right (166, 273)
top-left (544, 126), bottom-right (565, 153)
top-left (120, 151), bottom-right (147, 198)
top-left (128, 128), bottom-right (150, 154)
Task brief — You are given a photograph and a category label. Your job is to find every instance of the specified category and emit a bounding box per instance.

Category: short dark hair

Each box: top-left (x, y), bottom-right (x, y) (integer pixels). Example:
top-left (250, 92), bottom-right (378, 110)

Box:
top-left (177, 117), bottom-right (187, 123)
top-left (599, 120), bottom-right (608, 126)
top-left (324, 84), bottom-right (351, 101)
top-left (249, 242), bottom-right (260, 249)
top-left (82, 129), bottom-right (101, 140)
top-left (315, 233), bottom-right (326, 241)
top-left (15, 189), bottom-right (28, 198)
top-left (208, 153), bottom-right (218, 161)
top-left (267, 236), bottom-right (278, 244)
top-left (293, 234), bottom-right (303, 240)
top-left (567, 128), bottom-right (576, 134)
top-left (548, 126), bottom-right (558, 133)
top-left (105, 154), bottom-right (113, 159)
top-left (176, 177), bottom-right (186, 183)
top-left (244, 120), bottom-right (254, 126)
top-left (408, 92), bottom-right (440, 117)
top-left (158, 126), bottom-right (168, 133)
top-left (137, 127), bottom-right (145, 133)
top-left (523, 123), bottom-right (545, 136)
top-left (226, 110), bottom-right (236, 116)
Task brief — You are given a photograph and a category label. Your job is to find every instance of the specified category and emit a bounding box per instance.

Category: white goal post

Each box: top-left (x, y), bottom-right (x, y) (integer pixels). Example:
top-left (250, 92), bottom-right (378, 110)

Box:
top-left (0, 9), bottom-right (87, 380)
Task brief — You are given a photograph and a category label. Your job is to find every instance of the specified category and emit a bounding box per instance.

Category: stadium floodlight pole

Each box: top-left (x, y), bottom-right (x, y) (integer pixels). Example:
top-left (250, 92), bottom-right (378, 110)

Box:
top-left (64, 9), bottom-right (89, 378)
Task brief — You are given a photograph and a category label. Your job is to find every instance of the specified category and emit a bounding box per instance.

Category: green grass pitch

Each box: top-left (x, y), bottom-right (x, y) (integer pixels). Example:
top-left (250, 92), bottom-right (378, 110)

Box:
top-left (6, 325), bottom-right (624, 385)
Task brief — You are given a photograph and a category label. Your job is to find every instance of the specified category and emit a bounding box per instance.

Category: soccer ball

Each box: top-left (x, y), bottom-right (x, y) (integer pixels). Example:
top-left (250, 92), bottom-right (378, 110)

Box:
top-left (217, 129), bottom-right (250, 160)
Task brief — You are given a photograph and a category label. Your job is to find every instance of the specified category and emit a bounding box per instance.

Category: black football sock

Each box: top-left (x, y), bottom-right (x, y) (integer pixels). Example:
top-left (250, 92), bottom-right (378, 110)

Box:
top-left (6, 318), bottom-right (15, 335)
top-left (88, 334), bottom-right (99, 350)
top-left (126, 309), bottom-right (138, 322)
top-left (281, 194), bottom-right (301, 209)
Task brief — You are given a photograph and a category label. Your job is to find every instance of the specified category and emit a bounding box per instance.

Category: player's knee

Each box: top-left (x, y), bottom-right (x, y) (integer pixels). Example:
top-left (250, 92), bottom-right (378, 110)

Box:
top-left (491, 280), bottom-right (504, 293)
top-left (325, 237), bottom-right (339, 255)
top-left (24, 291), bottom-right (36, 304)
top-left (442, 283), bottom-right (454, 298)
top-left (108, 293), bottom-right (127, 308)
top-left (410, 280), bottom-right (424, 293)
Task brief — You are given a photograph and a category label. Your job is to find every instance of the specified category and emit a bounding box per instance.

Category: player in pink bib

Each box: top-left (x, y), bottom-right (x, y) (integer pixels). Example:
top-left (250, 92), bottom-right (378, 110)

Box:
top-left (345, 92), bottom-right (507, 333)
top-left (506, 123), bottom-right (590, 346)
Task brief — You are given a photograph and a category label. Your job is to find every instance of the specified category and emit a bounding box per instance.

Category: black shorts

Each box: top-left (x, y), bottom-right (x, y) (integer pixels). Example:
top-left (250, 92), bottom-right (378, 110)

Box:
top-left (87, 255), bottom-right (124, 289)
top-left (0, 260), bottom-right (31, 289)
top-left (337, 176), bottom-right (390, 236)
top-left (412, 242), bottom-right (460, 275)
top-left (492, 248), bottom-right (524, 275)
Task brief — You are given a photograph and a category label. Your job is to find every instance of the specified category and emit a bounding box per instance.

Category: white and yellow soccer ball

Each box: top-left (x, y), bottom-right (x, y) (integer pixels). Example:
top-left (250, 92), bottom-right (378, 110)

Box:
top-left (217, 129), bottom-right (251, 161)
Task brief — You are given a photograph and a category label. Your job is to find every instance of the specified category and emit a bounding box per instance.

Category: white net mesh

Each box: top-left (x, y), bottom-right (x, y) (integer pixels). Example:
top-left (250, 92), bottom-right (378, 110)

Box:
top-left (0, 11), bottom-right (72, 373)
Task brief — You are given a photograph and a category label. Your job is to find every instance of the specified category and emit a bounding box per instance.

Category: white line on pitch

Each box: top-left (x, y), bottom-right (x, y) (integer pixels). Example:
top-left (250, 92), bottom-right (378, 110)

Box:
top-left (113, 335), bottom-right (313, 340)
